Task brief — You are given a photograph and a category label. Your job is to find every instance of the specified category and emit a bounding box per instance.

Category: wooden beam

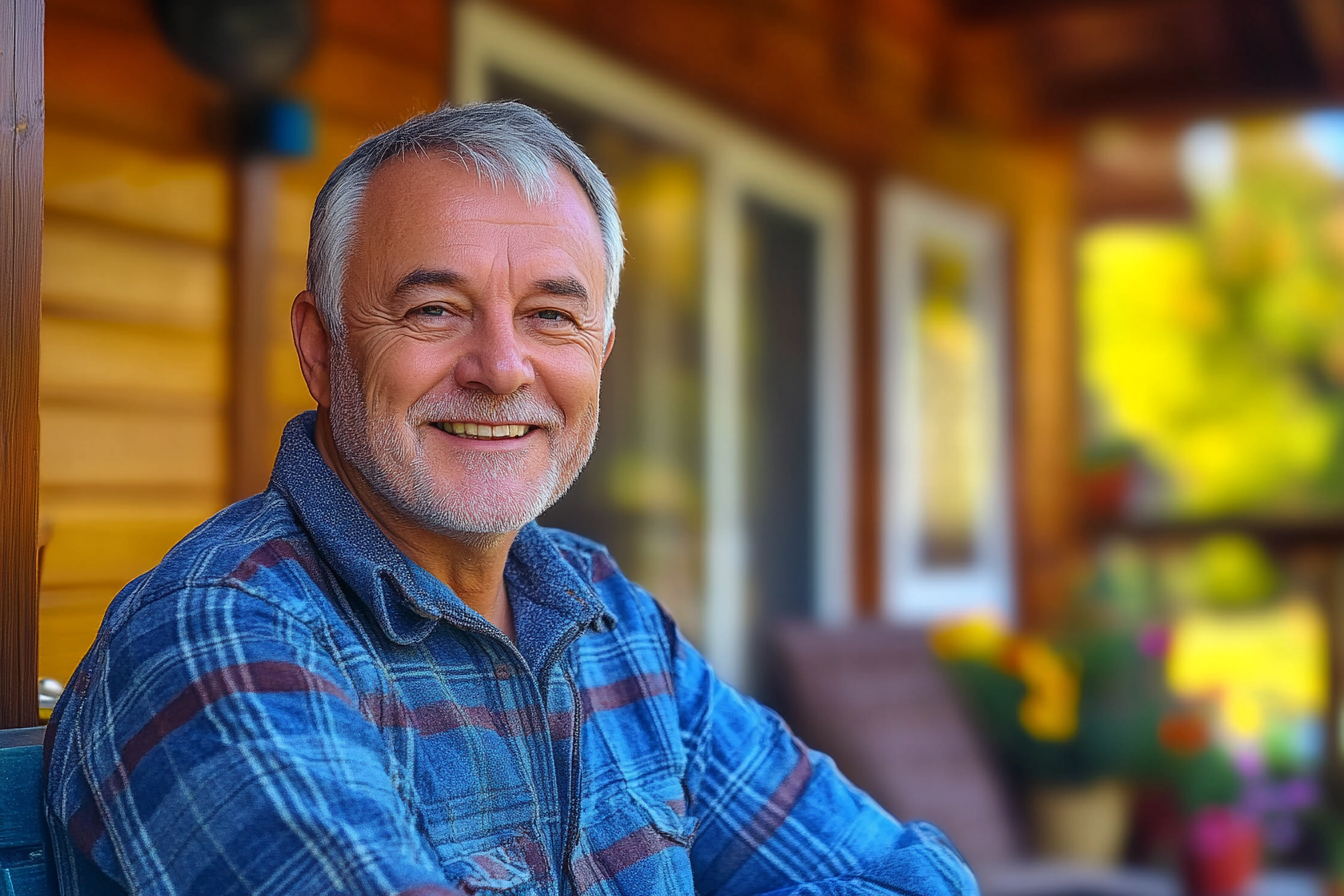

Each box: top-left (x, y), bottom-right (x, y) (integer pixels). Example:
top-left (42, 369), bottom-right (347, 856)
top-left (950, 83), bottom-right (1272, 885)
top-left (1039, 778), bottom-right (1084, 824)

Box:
top-left (1295, 0), bottom-right (1344, 97)
top-left (852, 168), bottom-right (881, 617)
top-left (0, 0), bottom-right (43, 730)
top-left (229, 157), bottom-right (279, 501)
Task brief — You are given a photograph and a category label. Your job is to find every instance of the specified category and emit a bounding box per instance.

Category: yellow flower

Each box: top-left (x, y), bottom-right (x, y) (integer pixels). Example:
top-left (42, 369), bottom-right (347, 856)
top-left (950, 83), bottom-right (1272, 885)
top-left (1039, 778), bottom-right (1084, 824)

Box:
top-left (1012, 638), bottom-right (1080, 741)
top-left (928, 614), bottom-right (1009, 662)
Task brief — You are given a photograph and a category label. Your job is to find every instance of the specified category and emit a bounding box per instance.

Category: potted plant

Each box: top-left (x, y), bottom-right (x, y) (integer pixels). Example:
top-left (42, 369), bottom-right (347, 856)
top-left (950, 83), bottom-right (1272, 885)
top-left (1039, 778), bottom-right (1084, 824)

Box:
top-left (932, 616), bottom-right (1169, 865)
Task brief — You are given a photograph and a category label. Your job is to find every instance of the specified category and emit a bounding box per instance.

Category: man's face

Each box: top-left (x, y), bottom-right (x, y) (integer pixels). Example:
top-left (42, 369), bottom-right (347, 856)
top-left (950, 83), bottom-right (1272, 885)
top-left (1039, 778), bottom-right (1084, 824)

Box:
top-left (324, 156), bottom-right (612, 538)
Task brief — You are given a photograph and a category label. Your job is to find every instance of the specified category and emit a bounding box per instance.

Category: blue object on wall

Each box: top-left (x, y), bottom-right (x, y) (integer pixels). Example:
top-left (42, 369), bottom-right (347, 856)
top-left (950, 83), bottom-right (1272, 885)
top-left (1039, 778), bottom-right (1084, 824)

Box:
top-left (240, 96), bottom-right (316, 158)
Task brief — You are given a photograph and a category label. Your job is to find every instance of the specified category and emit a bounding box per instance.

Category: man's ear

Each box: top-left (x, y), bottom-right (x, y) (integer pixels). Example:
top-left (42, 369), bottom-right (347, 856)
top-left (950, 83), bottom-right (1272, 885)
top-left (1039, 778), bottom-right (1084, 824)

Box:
top-left (601, 326), bottom-right (616, 368)
top-left (292, 290), bottom-right (332, 408)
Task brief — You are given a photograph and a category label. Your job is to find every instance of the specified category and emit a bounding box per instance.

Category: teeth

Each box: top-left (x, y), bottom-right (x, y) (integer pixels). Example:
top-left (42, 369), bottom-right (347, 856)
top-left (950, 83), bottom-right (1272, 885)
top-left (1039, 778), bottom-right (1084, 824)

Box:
top-left (434, 422), bottom-right (529, 439)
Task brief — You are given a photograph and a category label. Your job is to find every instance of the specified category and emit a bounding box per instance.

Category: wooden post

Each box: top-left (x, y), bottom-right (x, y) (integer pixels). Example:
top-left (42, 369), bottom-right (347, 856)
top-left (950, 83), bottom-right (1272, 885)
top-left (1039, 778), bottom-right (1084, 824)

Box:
top-left (852, 168), bottom-right (881, 617)
top-left (1326, 551), bottom-right (1344, 811)
top-left (0, 0), bottom-right (43, 730)
top-left (229, 156), bottom-right (278, 501)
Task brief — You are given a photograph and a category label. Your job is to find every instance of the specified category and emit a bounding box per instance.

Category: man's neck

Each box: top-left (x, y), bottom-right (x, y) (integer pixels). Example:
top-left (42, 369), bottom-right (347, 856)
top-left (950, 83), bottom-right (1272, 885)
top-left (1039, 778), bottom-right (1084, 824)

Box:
top-left (312, 410), bottom-right (518, 640)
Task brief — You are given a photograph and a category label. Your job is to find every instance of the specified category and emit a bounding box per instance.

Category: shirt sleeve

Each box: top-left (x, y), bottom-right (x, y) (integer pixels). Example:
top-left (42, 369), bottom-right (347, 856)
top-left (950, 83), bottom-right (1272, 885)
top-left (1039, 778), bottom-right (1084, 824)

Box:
top-left (672, 622), bottom-right (980, 896)
top-left (46, 583), bottom-right (458, 896)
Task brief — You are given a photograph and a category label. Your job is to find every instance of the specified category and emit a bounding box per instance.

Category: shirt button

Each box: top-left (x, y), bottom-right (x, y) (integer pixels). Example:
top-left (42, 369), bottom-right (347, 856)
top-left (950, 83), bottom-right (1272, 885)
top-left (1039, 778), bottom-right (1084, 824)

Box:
top-left (494, 664), bottom-right (512, 680)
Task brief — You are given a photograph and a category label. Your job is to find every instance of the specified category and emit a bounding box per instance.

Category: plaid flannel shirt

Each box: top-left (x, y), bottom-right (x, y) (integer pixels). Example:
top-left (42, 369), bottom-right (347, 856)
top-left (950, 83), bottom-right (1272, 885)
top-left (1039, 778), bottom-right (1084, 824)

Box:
top-left (45, 411), bottom-right (977, 896)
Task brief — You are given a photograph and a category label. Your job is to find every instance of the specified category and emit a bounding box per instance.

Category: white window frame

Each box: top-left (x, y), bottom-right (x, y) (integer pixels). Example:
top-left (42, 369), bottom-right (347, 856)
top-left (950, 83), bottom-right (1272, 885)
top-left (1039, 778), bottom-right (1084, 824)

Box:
top-left (455, 0), bottom-right (855, 686)
top-left (879, 181), bottom-right (1014, 624)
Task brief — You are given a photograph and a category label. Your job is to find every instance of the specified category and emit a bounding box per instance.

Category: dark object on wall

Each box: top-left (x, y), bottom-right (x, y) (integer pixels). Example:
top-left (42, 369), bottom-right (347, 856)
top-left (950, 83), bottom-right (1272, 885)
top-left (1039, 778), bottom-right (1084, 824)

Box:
top-left (150, 0), bottom-right (313, 95)
top-left (152, 0), bottom-right (315, 158)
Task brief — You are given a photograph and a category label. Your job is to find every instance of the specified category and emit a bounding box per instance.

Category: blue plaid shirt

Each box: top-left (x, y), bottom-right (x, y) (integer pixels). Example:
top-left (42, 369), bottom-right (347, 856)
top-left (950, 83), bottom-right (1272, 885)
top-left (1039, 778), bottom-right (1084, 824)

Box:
top-left (45, 412), bottom-right (977, 896)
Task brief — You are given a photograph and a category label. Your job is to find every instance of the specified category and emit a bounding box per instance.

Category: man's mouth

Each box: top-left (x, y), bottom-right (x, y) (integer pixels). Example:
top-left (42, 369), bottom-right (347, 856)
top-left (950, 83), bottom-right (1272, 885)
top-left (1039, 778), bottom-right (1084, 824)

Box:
top-left (431, 421), bottom-right (533, 440)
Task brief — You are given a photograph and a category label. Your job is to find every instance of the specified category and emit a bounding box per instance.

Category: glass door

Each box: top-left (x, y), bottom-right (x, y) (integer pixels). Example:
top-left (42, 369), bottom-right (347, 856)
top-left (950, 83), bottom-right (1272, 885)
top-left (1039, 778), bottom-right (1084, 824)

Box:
top-left (457, 0), bottom-right (853, 689)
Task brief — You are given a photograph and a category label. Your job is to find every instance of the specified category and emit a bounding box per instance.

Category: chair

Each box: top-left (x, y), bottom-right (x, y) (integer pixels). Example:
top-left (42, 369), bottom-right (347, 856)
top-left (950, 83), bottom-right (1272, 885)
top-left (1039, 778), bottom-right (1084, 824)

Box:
top-left (0, 727), bottom-right (55, 896)
top-left (770, 621), bottom-right (1177, 896)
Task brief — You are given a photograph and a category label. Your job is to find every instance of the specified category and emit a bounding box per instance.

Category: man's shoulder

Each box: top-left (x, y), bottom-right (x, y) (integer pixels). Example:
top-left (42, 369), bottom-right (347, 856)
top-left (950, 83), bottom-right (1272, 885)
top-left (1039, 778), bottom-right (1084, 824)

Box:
top-left (104, 488), bottom-right (332, 636)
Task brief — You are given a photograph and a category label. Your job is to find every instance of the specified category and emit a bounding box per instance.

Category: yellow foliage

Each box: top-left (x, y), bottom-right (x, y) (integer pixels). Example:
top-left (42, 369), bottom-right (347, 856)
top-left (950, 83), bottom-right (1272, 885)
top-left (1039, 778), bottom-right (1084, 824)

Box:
top-left (1081, 224), bottom-right (1340, 514)
top-left (1166, 599), bottom-right (1325, 742)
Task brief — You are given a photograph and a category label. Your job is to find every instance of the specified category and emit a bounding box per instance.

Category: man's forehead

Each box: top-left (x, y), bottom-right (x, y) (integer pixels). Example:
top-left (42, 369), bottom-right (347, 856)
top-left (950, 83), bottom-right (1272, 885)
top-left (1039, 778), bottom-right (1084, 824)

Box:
top-left (353, 155), bottom-right (599, 245)
top-left (346, 154), bottom-right (607, 297)
top-left (360, 153), bottom-right (569, 215)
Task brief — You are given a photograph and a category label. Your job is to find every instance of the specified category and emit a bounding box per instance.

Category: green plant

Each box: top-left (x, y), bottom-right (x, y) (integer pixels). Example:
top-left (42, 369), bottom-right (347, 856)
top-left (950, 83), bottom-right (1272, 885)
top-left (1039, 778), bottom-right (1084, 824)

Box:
top-left (933, 616), bottom-right (1237, 800)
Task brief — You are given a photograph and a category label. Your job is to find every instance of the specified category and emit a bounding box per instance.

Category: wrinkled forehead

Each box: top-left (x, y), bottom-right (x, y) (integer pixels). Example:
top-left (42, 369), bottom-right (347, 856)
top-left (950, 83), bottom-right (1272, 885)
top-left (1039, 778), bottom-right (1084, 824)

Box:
top-left (343, 154), bottom-right (607, 297)
top-left (355, 154), bottom-right (599, 243)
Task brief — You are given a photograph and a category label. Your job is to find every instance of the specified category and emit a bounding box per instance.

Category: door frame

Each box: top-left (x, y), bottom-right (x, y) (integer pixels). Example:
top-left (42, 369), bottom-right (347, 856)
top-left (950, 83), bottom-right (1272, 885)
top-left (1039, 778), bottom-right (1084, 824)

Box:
top-left (454, 0), bottom-right (855, 686)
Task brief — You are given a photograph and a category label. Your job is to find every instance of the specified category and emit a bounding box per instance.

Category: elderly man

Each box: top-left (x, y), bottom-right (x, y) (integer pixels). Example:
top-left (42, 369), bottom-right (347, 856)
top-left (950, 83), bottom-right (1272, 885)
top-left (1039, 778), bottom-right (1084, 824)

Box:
top-left (45, 102), bottom-right (976, 896)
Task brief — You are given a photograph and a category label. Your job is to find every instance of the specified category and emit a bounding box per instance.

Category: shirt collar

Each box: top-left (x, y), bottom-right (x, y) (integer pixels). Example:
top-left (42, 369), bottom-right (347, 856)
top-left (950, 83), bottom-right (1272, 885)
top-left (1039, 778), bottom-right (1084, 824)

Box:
top-left (269, 412), bottom-right (610, 666)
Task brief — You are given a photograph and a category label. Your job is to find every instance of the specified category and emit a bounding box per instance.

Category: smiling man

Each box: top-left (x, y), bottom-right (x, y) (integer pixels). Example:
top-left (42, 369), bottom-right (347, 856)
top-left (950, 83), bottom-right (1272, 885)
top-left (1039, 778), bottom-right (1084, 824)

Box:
top-left (45, 102), bottom-right (977, 896)
top-left (302, 152), bottom-right (612, 640)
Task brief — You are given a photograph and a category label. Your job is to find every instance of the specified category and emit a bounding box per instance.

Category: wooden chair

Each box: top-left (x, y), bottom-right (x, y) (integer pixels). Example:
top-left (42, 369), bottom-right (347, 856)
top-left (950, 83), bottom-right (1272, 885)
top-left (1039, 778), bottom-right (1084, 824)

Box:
top-left (770, 621), bottom-right (1177, 896)
top-left (0, 727), bottom-right (55, 896)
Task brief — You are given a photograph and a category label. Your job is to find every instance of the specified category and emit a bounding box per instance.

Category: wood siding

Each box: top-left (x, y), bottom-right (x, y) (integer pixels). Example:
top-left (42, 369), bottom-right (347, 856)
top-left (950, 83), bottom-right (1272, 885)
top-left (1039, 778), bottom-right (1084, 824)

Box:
top-left (36, 0), bottom-right (1080, 695)
top-left (492, 0), bottom-right (1080, 624)
top-left (37, 0), bottom-right (445, 686)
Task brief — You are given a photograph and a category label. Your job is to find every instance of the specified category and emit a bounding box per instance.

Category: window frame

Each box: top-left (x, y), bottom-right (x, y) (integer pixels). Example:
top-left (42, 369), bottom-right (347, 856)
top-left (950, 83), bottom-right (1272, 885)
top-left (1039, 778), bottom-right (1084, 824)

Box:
top-left (454, 0), bottom-right (855, 686)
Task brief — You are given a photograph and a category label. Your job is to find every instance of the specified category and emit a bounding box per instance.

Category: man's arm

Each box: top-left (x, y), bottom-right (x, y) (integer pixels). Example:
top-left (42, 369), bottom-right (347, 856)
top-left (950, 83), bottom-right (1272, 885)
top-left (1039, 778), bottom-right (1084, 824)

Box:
top-left (45, 584), bottom-right (455, 896)
top-left (672, 621), bottom-right (979, 896)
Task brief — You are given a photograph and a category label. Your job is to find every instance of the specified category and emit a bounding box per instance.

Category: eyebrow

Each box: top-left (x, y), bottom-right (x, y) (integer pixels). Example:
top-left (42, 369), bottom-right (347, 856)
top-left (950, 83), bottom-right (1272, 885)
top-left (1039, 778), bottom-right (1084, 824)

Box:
top-left (390, 269), bottom-right (591, 307)
top-left (535, 277), bottom-right (590, 306)
top-left (391, 268), bottom-right (466, 298)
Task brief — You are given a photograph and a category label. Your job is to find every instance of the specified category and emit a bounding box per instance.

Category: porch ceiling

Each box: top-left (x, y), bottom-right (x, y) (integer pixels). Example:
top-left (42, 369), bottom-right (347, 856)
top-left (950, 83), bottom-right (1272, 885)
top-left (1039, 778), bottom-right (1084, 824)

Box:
top-left (943, 0), bottom-right (1344, 119)
top-left (504, 0), bottom-right (1344, 165)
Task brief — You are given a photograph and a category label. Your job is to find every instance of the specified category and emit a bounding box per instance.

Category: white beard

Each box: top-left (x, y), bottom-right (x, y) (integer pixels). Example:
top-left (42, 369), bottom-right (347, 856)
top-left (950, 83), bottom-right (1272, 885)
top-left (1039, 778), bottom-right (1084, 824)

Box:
top-left (326, 342), bottom-right (598, 537)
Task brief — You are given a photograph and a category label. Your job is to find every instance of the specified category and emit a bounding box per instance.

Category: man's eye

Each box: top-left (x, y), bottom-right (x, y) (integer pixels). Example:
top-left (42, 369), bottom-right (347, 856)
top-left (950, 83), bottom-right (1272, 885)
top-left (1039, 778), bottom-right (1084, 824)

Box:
top-left (417, 306), bottom-right (447, 317)
top-left (536, 309), bottom-right (571, 322)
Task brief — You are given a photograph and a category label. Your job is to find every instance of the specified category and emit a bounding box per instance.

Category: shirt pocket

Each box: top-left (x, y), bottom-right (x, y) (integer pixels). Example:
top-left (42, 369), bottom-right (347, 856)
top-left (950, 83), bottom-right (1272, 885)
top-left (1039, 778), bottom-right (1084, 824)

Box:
top-left (436, 831), bottom-right (548, 895)
top-left (413, 771), bottom-right (551, 893)
top-left (570, 779), bottom-right (696, 895)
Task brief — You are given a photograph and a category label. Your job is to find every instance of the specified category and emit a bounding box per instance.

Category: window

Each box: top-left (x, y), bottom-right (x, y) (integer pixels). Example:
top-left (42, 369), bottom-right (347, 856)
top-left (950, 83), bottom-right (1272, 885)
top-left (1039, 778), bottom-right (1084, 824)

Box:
top-left (456, 0), bottom-right (854, 688)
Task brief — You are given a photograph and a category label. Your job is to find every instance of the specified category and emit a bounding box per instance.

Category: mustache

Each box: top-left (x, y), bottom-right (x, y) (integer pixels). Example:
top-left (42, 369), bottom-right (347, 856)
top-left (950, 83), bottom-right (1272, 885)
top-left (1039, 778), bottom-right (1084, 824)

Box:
top-left (407, 389), bottom-right (564, 429)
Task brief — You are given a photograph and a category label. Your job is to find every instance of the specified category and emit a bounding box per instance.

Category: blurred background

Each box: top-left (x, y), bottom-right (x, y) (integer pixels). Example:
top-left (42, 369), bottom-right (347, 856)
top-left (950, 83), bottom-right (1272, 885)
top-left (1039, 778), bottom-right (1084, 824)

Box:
top-left (9, 0), bottom-right (1344, 891)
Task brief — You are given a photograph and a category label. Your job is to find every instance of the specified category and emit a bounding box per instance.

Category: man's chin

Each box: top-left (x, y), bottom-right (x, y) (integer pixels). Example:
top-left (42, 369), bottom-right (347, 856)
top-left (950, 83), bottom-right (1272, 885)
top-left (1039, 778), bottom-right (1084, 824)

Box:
top-left (410, 483), bottom-right (560, 538)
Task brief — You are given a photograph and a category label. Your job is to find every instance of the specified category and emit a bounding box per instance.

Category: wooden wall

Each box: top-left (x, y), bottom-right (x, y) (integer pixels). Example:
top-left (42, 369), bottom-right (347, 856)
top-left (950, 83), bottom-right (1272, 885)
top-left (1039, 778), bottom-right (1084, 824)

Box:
top-left (41, 0), bottom-right (228, 687)
top-left (495, 0), bottom-right (1082, 626)
top-left (37, 0), bottom-right (1081, 690)
top-left (37, 0), bottom-right (445, 686)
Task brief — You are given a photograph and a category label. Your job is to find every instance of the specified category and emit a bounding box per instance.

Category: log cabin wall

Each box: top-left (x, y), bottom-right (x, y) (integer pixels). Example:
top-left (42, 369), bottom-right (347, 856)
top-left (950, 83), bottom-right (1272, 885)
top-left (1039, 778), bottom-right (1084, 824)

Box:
top-left (38, 0), bottom-right (445, 688)
top-left (41, 0), bottom-right (231, 688)
top-left (37, 0), bottom-right (1079, 692)
top-left (488, 0), bottom-right (1080, 626)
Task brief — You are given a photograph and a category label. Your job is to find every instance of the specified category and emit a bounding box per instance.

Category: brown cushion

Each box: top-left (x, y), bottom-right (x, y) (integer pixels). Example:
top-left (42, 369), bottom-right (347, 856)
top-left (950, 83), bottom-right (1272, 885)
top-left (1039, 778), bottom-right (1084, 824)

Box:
top-left (770, 621), bottom-right (1021, 872)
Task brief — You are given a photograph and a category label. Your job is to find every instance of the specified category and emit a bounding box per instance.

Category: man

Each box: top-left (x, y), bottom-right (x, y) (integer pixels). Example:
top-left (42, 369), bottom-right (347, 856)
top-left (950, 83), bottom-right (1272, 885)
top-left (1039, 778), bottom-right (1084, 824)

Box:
top-left (46, 102), bottom-right (977, 896)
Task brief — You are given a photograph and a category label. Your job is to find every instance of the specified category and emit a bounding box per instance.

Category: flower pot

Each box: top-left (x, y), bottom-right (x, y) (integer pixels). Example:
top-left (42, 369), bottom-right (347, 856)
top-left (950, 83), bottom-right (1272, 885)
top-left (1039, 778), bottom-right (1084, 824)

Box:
top-left (1028, 778), bottom-right (1131, 866)
top-left (1180, 808), bottom-right (1259, 896)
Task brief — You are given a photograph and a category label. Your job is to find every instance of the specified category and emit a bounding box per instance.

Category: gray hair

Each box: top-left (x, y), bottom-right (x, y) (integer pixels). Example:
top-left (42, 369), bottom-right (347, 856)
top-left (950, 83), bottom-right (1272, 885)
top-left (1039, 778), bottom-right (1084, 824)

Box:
top-left (307, 101), bottom-right (624, 338)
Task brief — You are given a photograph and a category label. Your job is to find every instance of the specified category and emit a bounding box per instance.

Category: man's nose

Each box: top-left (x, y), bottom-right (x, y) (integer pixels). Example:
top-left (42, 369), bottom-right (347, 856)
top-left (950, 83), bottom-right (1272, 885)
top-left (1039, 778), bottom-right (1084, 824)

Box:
top-left (454, 313), bottom-right (535, 395)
